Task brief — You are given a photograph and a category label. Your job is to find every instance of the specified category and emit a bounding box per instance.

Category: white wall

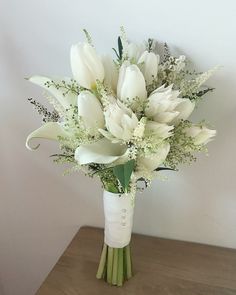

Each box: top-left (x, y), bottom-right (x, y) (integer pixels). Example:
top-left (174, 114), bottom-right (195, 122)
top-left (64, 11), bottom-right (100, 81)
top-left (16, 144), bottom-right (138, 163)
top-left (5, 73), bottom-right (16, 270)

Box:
top-left (1, 0), bottom-right (236, 294)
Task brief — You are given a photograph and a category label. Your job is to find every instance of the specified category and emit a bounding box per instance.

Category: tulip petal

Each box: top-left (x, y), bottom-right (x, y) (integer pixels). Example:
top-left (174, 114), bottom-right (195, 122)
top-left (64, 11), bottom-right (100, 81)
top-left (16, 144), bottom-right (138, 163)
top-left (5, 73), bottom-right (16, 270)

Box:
top-left (102, 55), bottom-right (118, 92)
top-left (120, 64), bottom-right (147, 104)
top-left (75, 138), bottom-right (127, 165)
top-left (71, 44), bottom-right (93, 89)
top-left (70, 43), bottom-right (104, 89)
top-left (137, 143), bottom-right (170, 171)
top-left (77, 91), bottom-right (105, 134)
top-left (138, 51), bottom-right (159, 85)
top-left (29, 76), bottom-right (77, 109)
top-left (172, 99), bottom-right (195, 123)
top-left (153, 111), bottom-right (179, 123)
top-left (26, 122), bottom-right (68, 151)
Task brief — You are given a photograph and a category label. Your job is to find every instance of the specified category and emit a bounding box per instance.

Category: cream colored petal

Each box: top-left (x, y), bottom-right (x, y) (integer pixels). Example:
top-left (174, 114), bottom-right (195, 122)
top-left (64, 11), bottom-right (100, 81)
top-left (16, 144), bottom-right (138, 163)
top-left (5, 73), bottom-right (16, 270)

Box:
top-left (77, 91), bottom-right (105, 134)
top-left (153, 111), bottom-right (179, 123)
top-left (172, 99), bottom-right (195, 124)
top-left (75, 138), bottom-right (127, 164)
top-left (29, 76), bottom-right (77, 108)
top-left (26, 122), bottom-right (67, 151)
top-left (137, 143), bottom-right (170, 171)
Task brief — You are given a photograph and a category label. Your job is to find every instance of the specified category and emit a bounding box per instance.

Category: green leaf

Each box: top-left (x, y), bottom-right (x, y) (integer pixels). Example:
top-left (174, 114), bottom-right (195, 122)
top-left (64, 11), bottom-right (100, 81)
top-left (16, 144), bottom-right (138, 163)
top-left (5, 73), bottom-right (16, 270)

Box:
top-left (112, 48), bottom-right (120, 60)
top-left (118, 36), bottom-right (123, 60)
top-left (154, 167), bottom-right (177, 172)
top-left (113, 160), bottom-right (135, 192)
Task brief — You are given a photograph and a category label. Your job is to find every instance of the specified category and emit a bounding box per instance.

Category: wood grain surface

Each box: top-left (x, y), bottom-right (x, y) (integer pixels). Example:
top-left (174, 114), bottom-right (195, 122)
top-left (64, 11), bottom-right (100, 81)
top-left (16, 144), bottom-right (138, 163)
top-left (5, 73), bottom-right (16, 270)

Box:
top-left (36, 226), bottom-right (236, 295)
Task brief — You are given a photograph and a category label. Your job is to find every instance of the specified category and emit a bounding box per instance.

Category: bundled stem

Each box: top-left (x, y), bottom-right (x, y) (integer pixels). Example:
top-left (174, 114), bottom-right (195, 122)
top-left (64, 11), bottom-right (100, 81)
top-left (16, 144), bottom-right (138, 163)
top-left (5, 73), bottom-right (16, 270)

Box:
top-left (96, 243), bottom-right (133, 286)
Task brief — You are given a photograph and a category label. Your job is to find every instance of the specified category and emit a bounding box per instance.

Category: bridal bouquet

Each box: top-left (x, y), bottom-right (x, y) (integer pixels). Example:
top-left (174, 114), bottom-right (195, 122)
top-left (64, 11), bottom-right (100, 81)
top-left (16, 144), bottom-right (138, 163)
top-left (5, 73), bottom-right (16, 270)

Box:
top-left (26, 28), bottom-right (216, 286)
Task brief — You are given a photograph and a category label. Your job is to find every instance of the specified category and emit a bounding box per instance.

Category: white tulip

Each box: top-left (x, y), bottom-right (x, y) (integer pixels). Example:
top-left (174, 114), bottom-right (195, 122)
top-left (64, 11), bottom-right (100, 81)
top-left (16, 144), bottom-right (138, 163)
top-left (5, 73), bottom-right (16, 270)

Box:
top-left (172, 99), bottom-right (195, 123)
top-left (138, 51), bottom-right (160, 85)
top-left (101, 100), bottom-right (139, 141)
top-left (127, 42), bottom-right (146, 62)
top-left (137, 142), bottom-right (170, 172)
top-left (185, 125), bottom-right (216, 145)
top-left (145, 85), bottom-right (195, 124)
top-left (117, 64), bottom-right (147, 106)
top-left (70, 42), bottom-right (104, 89)
top-left (117, 61), bottom-right (130, 99)
top-left (77, 91), bottom-right (105, 134)
top-left (145, 121), bottom-right (173, 140)
top-left (102, 55), bottom-right (118, 92)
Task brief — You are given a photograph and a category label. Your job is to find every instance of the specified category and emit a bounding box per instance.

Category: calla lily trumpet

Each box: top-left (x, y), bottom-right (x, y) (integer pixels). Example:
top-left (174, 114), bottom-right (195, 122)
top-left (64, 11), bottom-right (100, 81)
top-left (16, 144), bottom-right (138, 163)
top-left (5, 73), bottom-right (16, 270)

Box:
top-left (28, 76), bottom-right (77, 109)
top-left (75, 138), bottom-right (127, 165)
top-left (26, 122), bottom-right (68, 151)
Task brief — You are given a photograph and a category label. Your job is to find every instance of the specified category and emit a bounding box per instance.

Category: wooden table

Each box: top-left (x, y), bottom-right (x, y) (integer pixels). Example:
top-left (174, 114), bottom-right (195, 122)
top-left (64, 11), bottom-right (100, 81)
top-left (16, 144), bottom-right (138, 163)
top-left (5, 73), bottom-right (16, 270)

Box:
top-left (36, 227), bottom-right (236, 295)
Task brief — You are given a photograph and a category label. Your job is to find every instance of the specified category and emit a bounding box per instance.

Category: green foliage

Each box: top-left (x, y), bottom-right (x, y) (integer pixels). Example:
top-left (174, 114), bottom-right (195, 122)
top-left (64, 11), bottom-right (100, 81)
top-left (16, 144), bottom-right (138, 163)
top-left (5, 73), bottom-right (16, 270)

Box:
top-left (165, 121), bottom-right (206, 169)
top-left (112, 36), bottom-right (123, 62)
top-left (44, 79), bottom-right (80, 96)
top-left (113, 160), bottom-right (135, 192)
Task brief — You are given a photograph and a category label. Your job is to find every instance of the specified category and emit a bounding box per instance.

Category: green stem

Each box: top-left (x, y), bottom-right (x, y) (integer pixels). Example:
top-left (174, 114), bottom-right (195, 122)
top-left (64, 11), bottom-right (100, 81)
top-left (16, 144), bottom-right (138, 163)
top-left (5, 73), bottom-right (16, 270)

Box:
top-left (125, 244), bottom-right (132, 279)
top-left (112, 248), bottom-right (118, 285)
top-left (107, 247), bottom-right (113, 284)
top-left (96, 243), bottom-right (133, 286)
top-left (117, 248), bottom-right (124, 286)
top-left (96, 244), bottom-right (107, 279)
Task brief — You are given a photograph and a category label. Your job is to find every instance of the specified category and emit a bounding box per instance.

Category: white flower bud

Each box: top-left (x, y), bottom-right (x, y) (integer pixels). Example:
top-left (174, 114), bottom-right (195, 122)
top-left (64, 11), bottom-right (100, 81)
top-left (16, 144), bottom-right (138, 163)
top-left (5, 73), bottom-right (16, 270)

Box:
top-left (70, 42), bottom-right (104, 89)
top-left (138, 50), bottom-right (160, 85)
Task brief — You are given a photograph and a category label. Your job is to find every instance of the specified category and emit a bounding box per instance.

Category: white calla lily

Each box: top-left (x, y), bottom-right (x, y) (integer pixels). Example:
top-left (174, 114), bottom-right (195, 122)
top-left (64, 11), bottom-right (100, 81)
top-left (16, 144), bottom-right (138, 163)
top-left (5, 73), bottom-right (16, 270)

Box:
top-left (145, 85), bottom-right (194, 124)
top-left (75, 138), bottom-right (127, 164)
top-left (102, 55), bottom-right (118, 92)
top-left (185, 125), bottom-right (216, 145)
top-left (70, 42), bottom-right (104, 89)
top-left (138, 51), bottom-right (160, 85)
top-left (137, 142), bottom-right (170, 172)
top-left (102, 101), bottom-right (139, 141)
top-left (77, 91), bottom-right (105, 135)
top-left (117, 64), bottom-right (147, 106)
top-left (29, 76), bottom-right (77, 109)
top-left (26, 122), bottom-right (68, 150)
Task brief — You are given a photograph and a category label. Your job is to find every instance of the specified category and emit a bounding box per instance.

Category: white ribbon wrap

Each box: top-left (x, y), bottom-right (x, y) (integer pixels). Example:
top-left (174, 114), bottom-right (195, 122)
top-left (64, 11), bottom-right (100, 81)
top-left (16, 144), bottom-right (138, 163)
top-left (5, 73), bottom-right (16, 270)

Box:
top-left (103, 190), bottom-right (134, 248)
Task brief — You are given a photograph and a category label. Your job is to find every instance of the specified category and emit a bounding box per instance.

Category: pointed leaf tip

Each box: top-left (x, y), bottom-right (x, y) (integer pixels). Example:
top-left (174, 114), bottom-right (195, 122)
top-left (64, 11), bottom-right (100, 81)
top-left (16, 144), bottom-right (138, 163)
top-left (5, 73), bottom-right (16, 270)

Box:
top-left (113, 159), bottom-right (135, 192)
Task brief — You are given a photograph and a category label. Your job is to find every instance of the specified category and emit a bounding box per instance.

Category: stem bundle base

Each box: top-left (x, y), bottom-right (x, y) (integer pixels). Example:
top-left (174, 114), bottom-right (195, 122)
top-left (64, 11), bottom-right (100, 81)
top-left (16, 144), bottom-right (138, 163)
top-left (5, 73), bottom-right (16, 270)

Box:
top-left (96, 243), bottom-right (132, 286)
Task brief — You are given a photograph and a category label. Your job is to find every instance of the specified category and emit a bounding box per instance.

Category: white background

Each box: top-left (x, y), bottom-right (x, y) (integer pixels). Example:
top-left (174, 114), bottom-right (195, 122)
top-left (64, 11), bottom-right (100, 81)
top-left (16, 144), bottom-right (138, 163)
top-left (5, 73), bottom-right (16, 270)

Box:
top-left (1, 0), bottom-right (236, 294)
